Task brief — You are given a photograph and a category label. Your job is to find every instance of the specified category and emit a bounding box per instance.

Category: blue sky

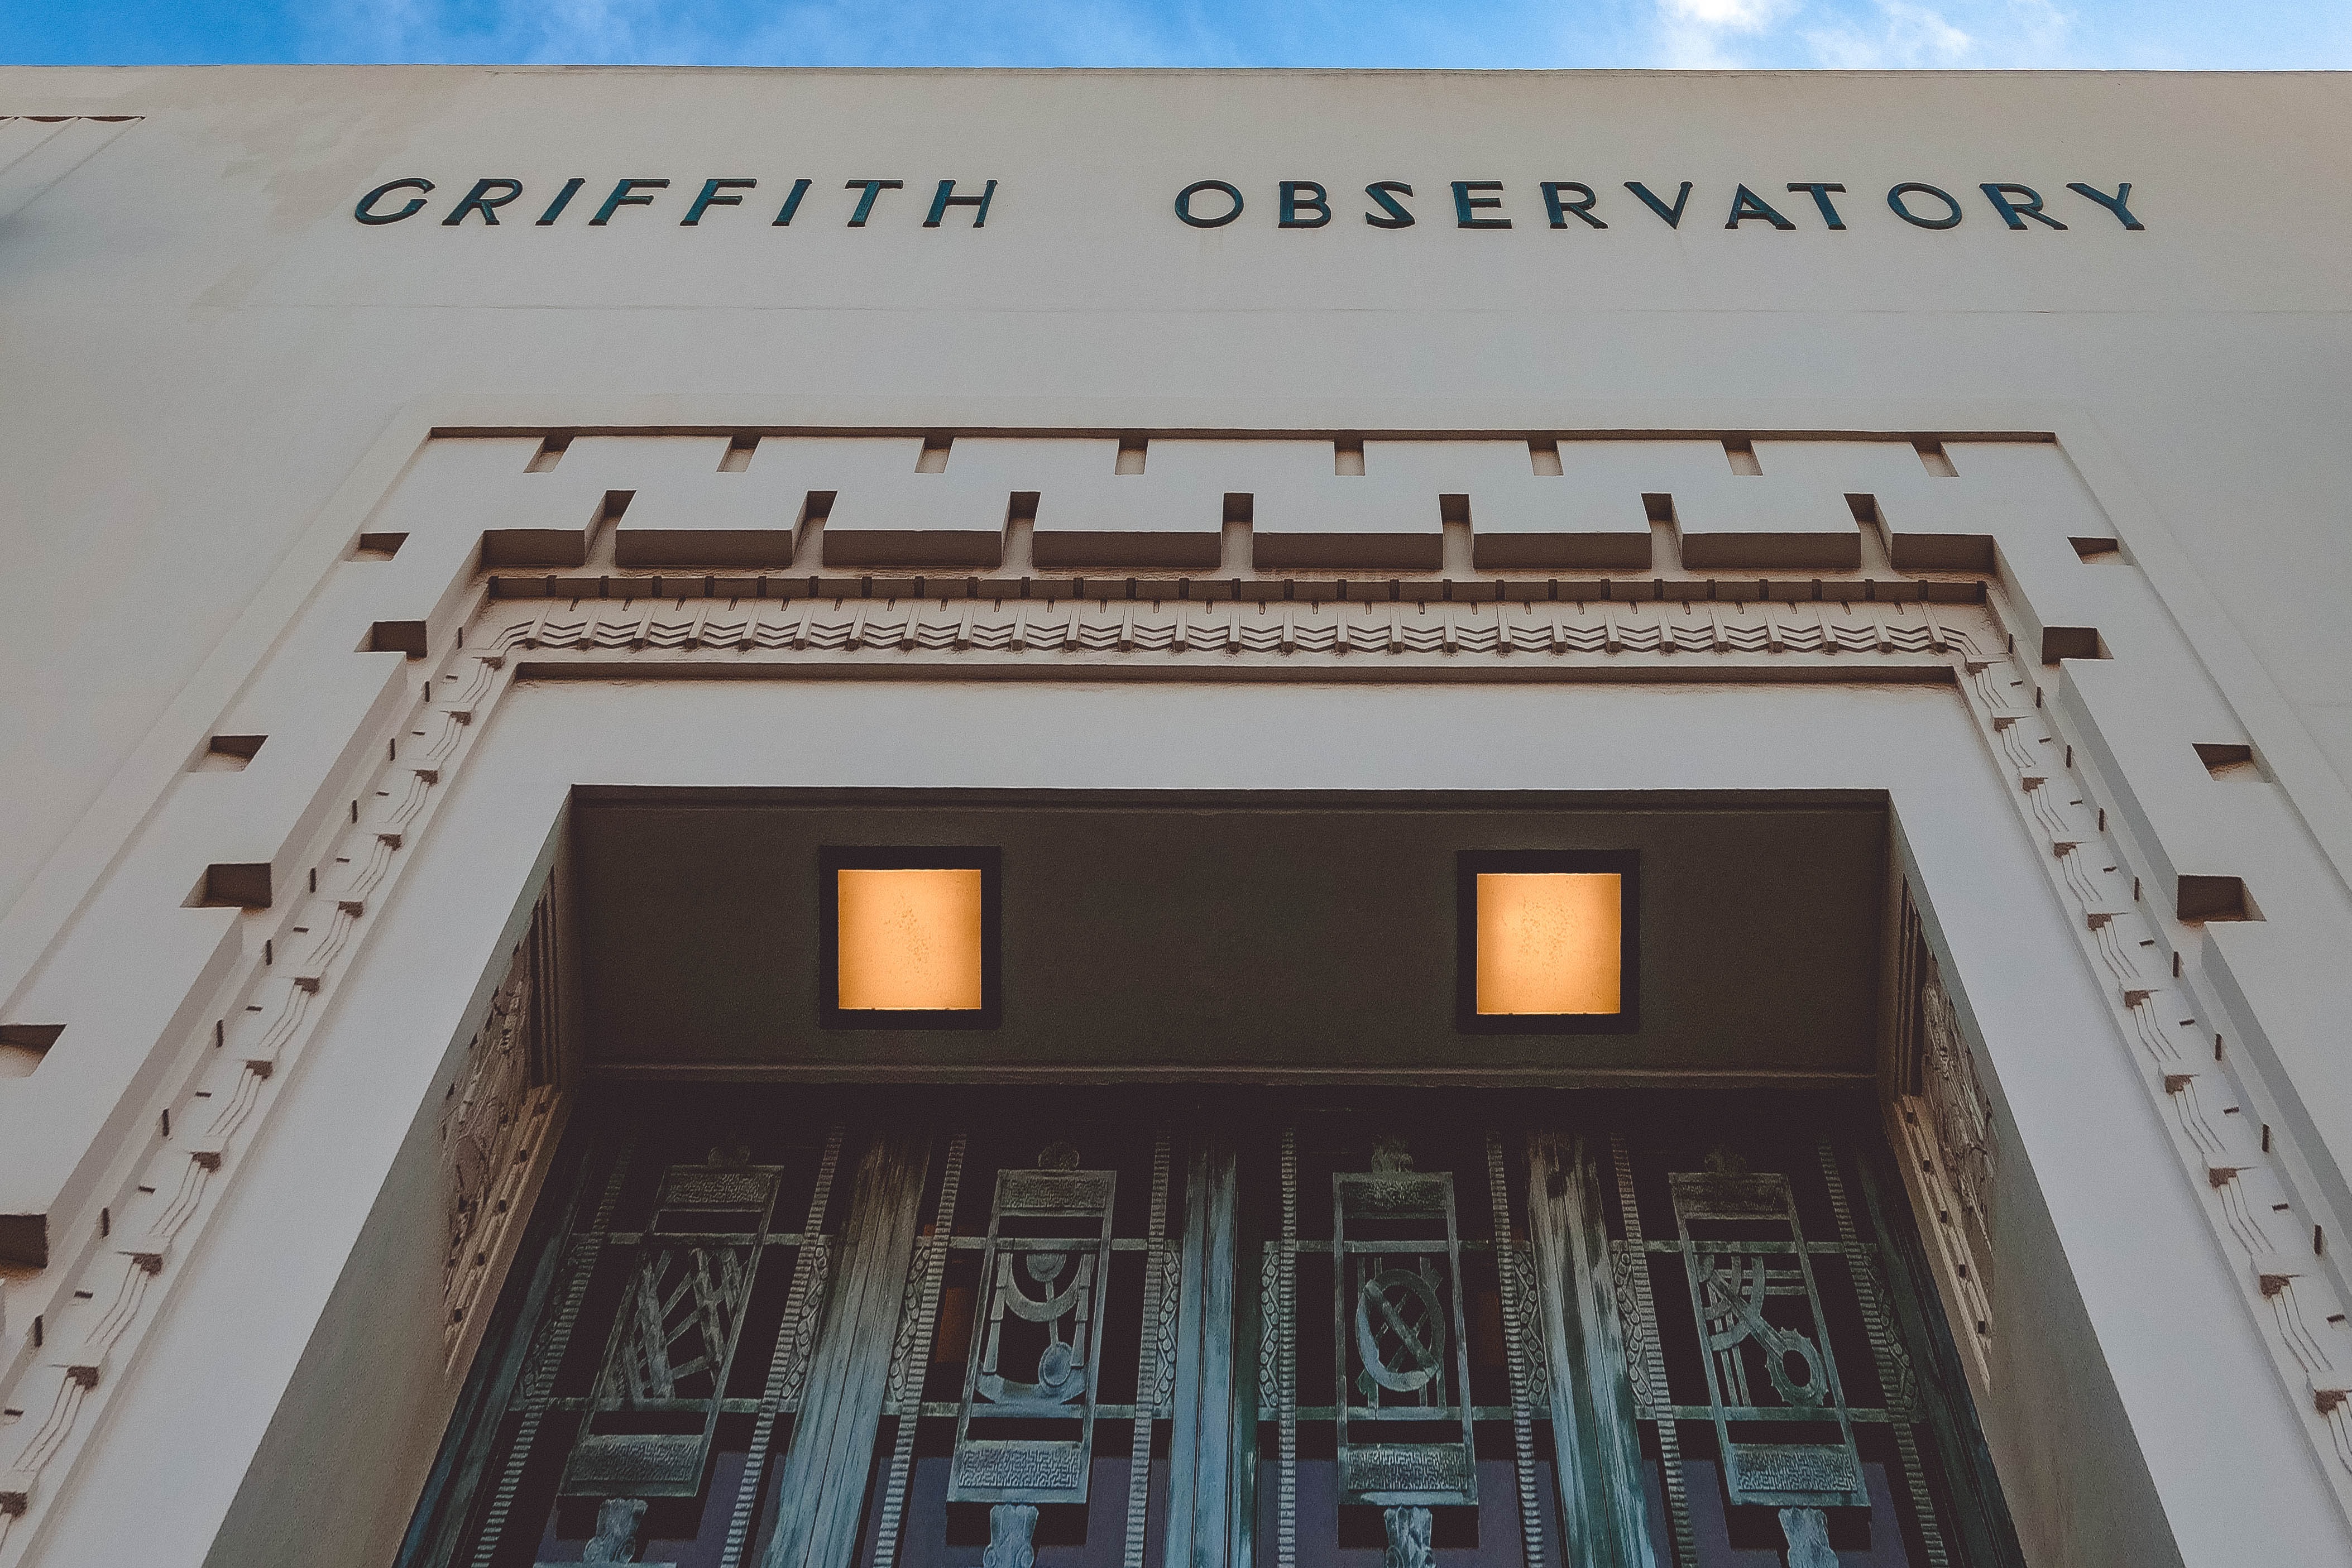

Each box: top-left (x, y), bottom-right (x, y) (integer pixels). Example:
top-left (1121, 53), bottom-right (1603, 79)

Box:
top-left (3, 0), bottom-right (2348, 70)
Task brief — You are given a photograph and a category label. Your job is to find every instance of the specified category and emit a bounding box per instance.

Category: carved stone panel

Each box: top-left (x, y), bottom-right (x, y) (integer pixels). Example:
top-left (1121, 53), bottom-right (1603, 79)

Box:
top-left (1889, 884), bottom-right (1998, 1385)
top-left (441, 890), bottom-right (565, 1361)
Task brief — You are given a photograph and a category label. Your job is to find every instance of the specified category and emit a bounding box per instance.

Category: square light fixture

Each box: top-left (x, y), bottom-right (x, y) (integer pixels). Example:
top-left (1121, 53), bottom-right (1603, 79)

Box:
top-left (1456, 850), bottom-right (1638, 1033)
top-left (819, 847), bottom-right (1001, 1029)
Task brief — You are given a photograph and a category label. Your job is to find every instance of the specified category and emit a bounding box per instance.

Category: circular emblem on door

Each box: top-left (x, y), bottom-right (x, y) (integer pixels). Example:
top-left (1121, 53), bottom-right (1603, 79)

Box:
top-left (1354, 1268), bottom-right (1446, 1398)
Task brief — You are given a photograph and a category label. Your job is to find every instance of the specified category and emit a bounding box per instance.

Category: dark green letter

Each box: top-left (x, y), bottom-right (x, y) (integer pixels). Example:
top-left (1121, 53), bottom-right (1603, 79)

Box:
top-left (1280, 181), bottom-right (1330, 228)
top-left (1364, 181), bottom-right (1414, 229)
top-left (1787, 183), bottom-right (1847, 230)
top-left (1541, 182), bottom-right (1604, 229)
top-left (590, 178), bottom-right (669, 225)
top-left (1625, 181), bottom-right (1693, 228)
top-left (353, 178), bottom-right (432, 225)
top-left (1724, 184), bottom-right (1795, 230)
top-left (1886, 182), bottom-right (1963, 229)
top-left (440, 178), bottom-right (522, 226)
top-left (682, 179), bottom-right (758, 226)
top-left (924, 179), bottom-right (997, 228)
top-left (2067, 181), bottom-right (2144, 230)
top-left (844, 179), bottom-right (904, 227)
top-left (1174, 180), bottom-right (1244, 227)
top-left (1453, 180), bottom-right (1509, 229)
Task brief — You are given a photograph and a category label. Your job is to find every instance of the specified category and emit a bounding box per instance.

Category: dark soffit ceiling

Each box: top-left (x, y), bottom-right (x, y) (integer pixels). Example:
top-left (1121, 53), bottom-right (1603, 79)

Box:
top-left (568, 788), bottom-right (1889, 1086)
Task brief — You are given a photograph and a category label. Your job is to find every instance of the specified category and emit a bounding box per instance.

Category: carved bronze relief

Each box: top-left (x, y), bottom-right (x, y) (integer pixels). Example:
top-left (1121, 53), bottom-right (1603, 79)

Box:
top-left (948, 1149), bottom-right (1119, 1505)
top-left (403, 1087), bottom-right (2019, 1568)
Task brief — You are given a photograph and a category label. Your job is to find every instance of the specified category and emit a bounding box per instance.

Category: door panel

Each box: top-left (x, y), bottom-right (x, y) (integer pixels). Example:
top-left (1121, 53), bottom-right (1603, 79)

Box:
top-left (401, 1088), bottom-right (2019, 1568)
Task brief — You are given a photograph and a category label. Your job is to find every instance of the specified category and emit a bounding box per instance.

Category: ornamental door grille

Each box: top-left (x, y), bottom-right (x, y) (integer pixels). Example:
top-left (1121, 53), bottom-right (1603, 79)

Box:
top-left (401, 1087), bottom-right (2019, 1568)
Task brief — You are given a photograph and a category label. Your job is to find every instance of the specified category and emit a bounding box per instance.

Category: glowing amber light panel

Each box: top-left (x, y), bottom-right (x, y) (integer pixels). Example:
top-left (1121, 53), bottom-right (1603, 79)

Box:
top-left (835, 867), bottom-right (987, 1011)
top-left (1474, 871), bottom-right (1623, 1015)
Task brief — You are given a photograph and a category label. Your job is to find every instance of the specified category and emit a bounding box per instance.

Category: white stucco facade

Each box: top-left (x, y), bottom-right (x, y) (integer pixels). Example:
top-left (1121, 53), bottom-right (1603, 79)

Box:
top-left (1, 64), bottom-right (2350, 1568)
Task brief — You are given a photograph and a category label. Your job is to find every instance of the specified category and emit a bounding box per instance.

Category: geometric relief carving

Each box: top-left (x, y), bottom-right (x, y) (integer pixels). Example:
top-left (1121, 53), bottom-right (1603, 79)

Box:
top-left (949, 1145), bottom-right (1118, 1506)
top-left (559, 1155), bottom-right (779, 1498)
top-left (441, 889), bottom-right (565, 1358)
top-left (1918, 968), bottom-right (1995, 1245)
top-left (1634, 1135), bottom-right (1928, 1568)
top-left (484, 573), bottom-right (1987, 665)
top-left (1668, 1154), bottom-right (1867, 1514)
top-left (1603, 1119), bottom-right (1979, 1568)
top-left (542, 1497), bottom-right (677, 1568)
top-left (1331, 1139), bottom-right (1478, 1508)
top-left (1889, 884), bottom-right (1997, 1382)
top-left (414, 1099), bottom-right (2021, 1568)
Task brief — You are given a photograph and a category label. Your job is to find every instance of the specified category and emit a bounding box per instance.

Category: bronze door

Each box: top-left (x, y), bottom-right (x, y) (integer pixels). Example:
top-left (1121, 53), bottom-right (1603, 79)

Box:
top-left (400, 1087), bottom-right (2019, 1568)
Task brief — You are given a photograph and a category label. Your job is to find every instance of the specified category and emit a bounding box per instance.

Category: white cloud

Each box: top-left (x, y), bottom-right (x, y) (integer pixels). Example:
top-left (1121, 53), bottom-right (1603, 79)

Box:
top-left (1647, 0), bottom-right (2076, 71)
top-left (1660, 0), bottom-right (1795, 28)
top-left (1803, 0), bottom-right (2073, 68)
top-left (1652, 0), bottom-right (1798, 69)
top-left (1804, 0), bottom-right (1975, 66)
top-left (302, 0), bottom-right (2091, 71)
